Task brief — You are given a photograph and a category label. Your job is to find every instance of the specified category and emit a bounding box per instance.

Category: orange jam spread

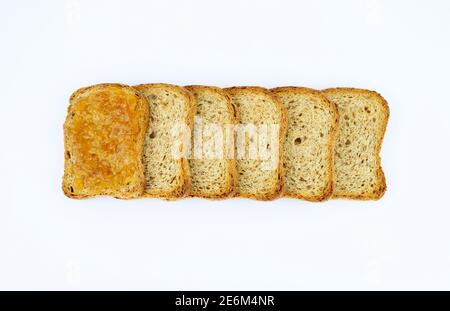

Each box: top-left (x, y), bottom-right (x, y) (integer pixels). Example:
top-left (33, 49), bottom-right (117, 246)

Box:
top-left (68, 87), bottom-right (142, 193)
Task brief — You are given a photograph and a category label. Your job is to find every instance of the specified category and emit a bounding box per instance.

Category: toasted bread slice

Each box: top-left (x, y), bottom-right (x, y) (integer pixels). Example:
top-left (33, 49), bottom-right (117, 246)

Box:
top-left (62, 83), bottom-right (149, 199)
top-left (185, 86), bottom-right (237, 199)
top-left (134, 84), bottom-right (195, 199)
top-left (272, 87), bottom-right (339, 201)
top-left (224, 87), bottom-right (287, 200)
top-left (322, 88), bottom-right (389, 200)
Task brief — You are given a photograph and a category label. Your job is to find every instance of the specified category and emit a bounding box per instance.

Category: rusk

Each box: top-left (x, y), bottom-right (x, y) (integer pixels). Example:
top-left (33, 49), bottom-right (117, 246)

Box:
top-left (225, 87), bottom-right (287, 200)
top-left (63, 83), bottom-right (149, 199)
top-left (134, 83), bottom-right (195, 199)
top-left (322, 88), bottom-right (389, 200)
top-left (272, 87), bottom-right (338, 201)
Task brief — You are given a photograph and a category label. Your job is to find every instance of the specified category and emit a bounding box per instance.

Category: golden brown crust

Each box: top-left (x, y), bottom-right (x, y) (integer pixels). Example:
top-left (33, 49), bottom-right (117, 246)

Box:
top-left (321, 87), bottom-right (389, 200)
top-left (62, 83), bottom-right (149, 199)
top-left (184, 85), bottom-right (237, 200)
top-left (271, 86), bottom-right (339, 202)
top-left (133, 83), bottom-right (196, 200)
top-left (224, 86), bottom-right (287, 201)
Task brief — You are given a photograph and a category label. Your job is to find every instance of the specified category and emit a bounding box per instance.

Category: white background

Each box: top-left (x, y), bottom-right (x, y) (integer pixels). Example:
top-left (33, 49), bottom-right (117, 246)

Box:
top-left (1, 0), bottom-right (450, 290)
